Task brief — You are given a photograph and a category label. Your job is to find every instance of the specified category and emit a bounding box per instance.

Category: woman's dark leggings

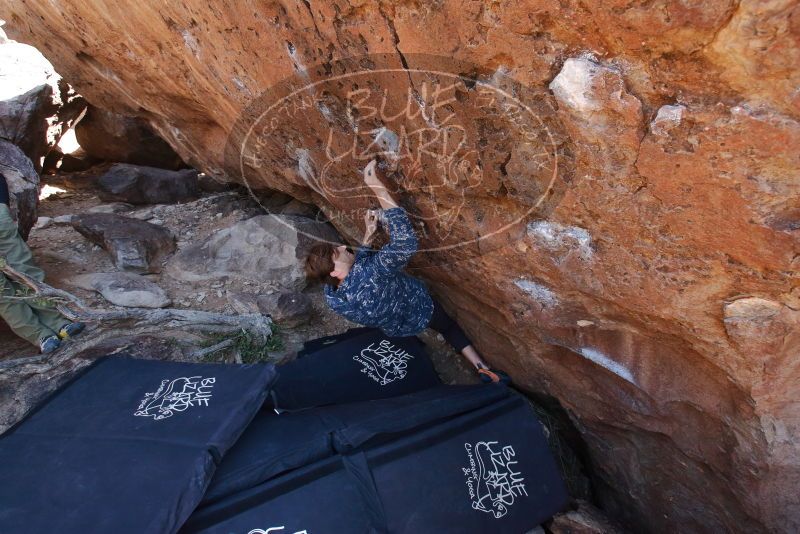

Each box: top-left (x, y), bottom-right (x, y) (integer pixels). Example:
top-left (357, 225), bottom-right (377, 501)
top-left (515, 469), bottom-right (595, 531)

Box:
top-left (426, 299), bottom-right (471, 353)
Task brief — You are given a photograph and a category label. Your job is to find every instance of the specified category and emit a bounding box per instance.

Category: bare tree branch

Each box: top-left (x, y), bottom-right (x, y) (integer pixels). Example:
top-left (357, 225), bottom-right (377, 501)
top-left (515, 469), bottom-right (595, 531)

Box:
top-left (190, 339), bottom-right (236, 359)
top-left (0, 257), bottom-right (86, 319)
top-left (0, 260), bottom-right (273, 370)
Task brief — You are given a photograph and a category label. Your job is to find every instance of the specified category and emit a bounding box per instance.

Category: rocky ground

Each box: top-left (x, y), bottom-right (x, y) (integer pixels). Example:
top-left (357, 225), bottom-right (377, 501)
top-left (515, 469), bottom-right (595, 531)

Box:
top-left (2, 166), bottom-right (480, 387)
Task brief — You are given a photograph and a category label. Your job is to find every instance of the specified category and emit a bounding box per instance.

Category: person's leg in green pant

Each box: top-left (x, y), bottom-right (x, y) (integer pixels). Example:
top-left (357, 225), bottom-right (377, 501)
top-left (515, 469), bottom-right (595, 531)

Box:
top-left (0, 176), bottom-right (84, 353)
top-left (26, 286), bottom-right (70, 335)
top-left (0, 273), bottom-right (57, 346)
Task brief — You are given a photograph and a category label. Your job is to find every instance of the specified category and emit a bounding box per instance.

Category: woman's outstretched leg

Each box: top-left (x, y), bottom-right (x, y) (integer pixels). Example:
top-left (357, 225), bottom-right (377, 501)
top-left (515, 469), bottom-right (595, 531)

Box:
top-left (427, 300), bottom-right (509, 383)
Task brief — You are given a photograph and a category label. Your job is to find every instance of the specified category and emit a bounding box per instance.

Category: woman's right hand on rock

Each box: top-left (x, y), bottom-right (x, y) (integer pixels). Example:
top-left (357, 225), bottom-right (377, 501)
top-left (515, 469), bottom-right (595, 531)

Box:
top-left (363, 159), bottom-right (382, 189)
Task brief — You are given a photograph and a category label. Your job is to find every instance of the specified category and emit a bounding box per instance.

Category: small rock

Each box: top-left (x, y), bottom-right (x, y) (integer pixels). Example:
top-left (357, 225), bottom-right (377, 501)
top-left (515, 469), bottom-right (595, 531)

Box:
top-left (52, 214), bottom-right (74, 225)
top-left (71, 213), bottom-right (176, 273)
top-left (257, 291), bottom-right (313, 328)
top-left (33, 216), bottom-right (52, 230)
top-left (88, 202), bottom-right (134, 214)
top-left (226, 291), bottom-right (259, 314)
top-left (69, 272), bottom-right (171, 308)
top-left (131, 207), bottom-right (155, 220)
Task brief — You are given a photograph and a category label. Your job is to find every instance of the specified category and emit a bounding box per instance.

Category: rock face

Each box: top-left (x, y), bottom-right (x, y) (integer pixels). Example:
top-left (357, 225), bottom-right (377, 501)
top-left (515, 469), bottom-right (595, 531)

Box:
top-left (166, 214), bottom-right (339, 289)
top-left (3, 2), bottom-right (799, 532)
top-left (96, 163), bottom-right (199, 205)
top-left (71, 213), bottom-right (176, 273)
top-left (549, 500), bottom-right (626, 534)
top-left (74, 105), bottom-right (184, 169)
top-left (0, 31), bottom-right (84, 166)
top-left (0, 139), bottom-right (39, 240)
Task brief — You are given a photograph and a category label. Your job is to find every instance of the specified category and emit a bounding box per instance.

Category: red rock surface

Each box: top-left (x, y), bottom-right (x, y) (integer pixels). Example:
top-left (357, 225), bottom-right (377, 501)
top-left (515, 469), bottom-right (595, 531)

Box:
top-left (3, 1), bottom-right (798, 532)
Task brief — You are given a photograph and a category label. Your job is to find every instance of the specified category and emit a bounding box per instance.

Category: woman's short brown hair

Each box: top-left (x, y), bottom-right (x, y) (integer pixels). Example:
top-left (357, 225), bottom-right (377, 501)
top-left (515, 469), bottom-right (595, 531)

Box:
top-left (305, 242), bottom-right (338, 287)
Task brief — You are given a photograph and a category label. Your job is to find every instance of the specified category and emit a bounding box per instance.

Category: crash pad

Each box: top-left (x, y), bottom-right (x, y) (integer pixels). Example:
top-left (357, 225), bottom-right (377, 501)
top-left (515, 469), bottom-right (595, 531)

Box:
top-left (0, 356), bottom-right (276, 534)
top-left (202, 384), bottom-right (511, 504)
top-left (296, 326), bottom-right (372, 357)
top-left (269, 328), bottom-right (440, 411)
top-left (184, 388), bottom-right (567, 533)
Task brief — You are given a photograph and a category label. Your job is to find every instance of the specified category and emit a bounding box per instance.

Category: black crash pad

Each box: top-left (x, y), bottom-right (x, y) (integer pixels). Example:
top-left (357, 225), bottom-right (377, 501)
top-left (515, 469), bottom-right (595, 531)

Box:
top-left (0, 357), bottom-right (276, 534)
top-left (269, 328), bottom-right (440, 411)
top-left (296, 326), bottom-right (372, 357)
top-left (184, 388), bottom-right (568, 534)
top-left (202, 384), bottom-right (511, 504)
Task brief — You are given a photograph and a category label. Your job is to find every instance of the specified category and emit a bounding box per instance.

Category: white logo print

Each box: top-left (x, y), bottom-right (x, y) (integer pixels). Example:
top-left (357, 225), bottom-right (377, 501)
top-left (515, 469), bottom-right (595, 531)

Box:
top-left (247, 527), bottom-right (308, 534)
top-left (134, 376), bottom-right (216, 420)
top-left (352, 340), bottom-right (414, 386)
top-left (463, 441), bottom-right (527, 518)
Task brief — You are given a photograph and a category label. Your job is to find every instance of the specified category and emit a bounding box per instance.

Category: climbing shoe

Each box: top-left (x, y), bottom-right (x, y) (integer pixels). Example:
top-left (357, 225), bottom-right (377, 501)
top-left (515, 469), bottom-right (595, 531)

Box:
top-left (478, 367), bottom-right (511, 384)
top-left (39, 335), bottom-right (61, 354)
top-left (58, 322), bottom-right (86, 340)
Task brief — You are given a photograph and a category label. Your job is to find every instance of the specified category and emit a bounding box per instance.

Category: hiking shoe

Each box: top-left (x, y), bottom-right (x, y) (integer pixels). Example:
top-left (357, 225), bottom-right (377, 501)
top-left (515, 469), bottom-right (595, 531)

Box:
top-left (40, 335), bottom-right (61, 354)
top-left (478, 367), bottom-right (511, 384)
top-left (58, 322), bottom-right (85, 340)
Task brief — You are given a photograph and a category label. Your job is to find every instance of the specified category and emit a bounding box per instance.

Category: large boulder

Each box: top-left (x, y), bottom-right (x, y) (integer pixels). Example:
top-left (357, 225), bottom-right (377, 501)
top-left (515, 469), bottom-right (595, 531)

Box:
top-left (96, 163), bottom-right (199, 205)
top-left (0, 139), bottom-right (39, 240)
top-left (4, 3), bottom-right (800, 532)
top-left (166, 214), bottom-right (339, 289)
top-left (74, 105), bottom-right (184, 169)
top-left (0, 31), bottom-right (84, 166)
top-left (69, 272), bottom-right (171, 308)
top-left (71, 213), bottom-right (176, 274)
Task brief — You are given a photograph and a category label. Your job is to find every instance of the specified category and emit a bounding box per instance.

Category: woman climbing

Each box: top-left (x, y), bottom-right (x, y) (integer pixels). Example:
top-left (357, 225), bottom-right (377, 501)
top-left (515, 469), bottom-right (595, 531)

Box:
top-left (305, 160), bottom-right (508, 383)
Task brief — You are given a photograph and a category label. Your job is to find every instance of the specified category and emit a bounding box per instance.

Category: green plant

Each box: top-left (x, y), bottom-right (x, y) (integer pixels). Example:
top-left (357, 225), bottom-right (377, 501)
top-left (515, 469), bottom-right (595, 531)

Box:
top-left (200, 323), bottom-right (283, 364)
